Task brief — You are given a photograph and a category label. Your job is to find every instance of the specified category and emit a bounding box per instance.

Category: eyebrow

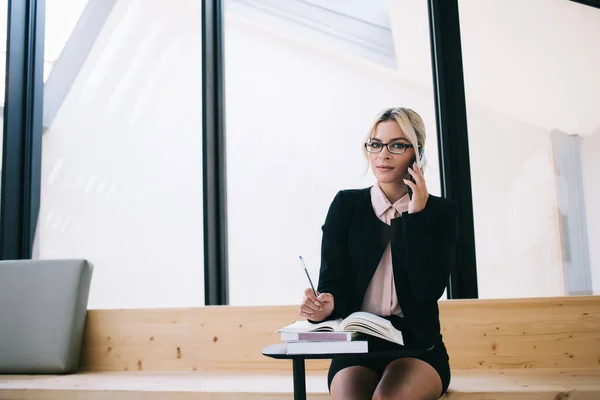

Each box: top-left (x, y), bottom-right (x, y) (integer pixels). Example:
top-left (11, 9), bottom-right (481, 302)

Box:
top-left (370, 137), bottom-right (409, 142)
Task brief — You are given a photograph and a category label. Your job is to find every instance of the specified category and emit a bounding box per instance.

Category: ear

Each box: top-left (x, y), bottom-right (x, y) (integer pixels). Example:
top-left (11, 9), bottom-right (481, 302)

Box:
top-left (416, 147), bottom-right (424, 167)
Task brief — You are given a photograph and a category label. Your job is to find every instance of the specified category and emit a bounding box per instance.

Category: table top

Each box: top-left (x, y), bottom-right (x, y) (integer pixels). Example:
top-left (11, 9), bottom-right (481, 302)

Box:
top-left (262, 342), bottom-right (434, 360)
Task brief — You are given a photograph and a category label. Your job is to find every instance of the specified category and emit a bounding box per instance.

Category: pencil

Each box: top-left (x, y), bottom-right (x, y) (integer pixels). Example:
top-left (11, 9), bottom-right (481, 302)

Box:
top-left (299, 256), bottom-right (318, 298)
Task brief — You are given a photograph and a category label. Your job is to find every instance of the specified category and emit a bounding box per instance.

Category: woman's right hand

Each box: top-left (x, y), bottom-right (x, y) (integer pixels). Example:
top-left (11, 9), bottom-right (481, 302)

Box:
top-left (298, 288), bottom-right (334, 322)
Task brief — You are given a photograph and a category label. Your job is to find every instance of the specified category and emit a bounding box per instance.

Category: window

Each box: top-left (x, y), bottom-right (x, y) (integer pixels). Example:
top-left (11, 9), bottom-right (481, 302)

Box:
top-left (43, 0), bottom-right (89, 81)
top-left (459, 0), bottom-right (600, 297)
top-left (36, 0), bottom-right (204, 308)
top-left (225, 0), bottom-right (442, 305)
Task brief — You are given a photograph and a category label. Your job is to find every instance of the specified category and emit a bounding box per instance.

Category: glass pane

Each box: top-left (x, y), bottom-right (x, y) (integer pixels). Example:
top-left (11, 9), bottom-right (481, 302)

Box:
top-left (459, 0), bottom-right (600, 297)
top-left (44, 0), bottom-right (89, 81)
top-left (37, 0), bottom-right (204, 308)
top-left (225, 0), bottom-right (442, 305)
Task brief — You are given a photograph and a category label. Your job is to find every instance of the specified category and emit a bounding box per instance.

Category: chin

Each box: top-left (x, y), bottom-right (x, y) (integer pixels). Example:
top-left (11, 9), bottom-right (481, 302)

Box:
top-left (374, 174), bottom-right (403, 185)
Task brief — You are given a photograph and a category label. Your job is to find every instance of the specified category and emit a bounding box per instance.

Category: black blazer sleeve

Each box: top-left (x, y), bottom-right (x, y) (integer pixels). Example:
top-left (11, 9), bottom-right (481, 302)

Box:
top-left (396, 198), bottom-right (458, 302)
top-left (315, 190), bottom-right (352, 320)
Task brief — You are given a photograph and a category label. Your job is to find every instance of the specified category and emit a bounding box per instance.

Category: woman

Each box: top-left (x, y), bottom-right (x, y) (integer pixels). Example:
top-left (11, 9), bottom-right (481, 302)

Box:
top-left (298, 107), bottom-right (457, 400)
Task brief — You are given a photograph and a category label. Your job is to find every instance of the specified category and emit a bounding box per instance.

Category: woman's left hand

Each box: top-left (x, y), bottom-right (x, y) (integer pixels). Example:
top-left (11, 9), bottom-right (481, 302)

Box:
top-left (404, 162), bottom-right (429, 214)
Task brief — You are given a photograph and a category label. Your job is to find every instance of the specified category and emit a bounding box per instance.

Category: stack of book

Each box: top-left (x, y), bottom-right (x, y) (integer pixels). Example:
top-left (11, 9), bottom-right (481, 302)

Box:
top-left (277, 311), bottom-right (404, 355)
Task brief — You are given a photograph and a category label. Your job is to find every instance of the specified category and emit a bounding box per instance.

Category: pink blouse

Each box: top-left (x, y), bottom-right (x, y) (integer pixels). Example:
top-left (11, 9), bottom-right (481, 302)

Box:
top-left (360, 183), bottom-right (409, 317)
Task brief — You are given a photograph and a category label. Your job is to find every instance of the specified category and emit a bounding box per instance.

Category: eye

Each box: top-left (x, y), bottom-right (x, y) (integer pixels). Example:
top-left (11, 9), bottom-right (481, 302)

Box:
top-left (390, 143), bottom-right (407, 150)
top-left (369, 142), bottom-right (383, 149)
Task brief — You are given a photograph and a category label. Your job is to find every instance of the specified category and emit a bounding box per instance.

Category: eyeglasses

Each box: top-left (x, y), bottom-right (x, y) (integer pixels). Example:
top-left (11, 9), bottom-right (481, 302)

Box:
top-left (364, 141), bottom-right (414, 155)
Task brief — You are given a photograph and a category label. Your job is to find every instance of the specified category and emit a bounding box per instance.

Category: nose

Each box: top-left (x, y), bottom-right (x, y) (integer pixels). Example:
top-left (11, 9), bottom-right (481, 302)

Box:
top-left (377, 147), bottom-right (392, 159)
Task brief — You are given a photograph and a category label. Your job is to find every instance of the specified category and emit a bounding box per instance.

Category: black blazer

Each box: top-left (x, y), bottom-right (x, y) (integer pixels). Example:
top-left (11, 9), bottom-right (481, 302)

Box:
top-left (315, 187), bottom-right (458, 345)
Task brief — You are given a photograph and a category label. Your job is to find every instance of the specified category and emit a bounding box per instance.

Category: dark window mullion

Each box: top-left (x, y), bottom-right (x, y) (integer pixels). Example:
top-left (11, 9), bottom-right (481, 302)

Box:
top-left (427, 0), bottom-right (478, 299)
top-left (0, 0), bottom-right (45, 260)
top-left (202, 0), bottom-right (228, 305)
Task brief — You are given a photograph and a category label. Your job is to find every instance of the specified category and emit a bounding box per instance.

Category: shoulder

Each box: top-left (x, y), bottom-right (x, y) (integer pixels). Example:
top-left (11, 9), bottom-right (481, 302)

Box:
top-left (331, 187), bottom-right (371, 206)
top-left (327, 187), bottom-right (371, 215)
top-left (338, 187), bottom-right (371, 199)
top-left (427, 194), bottom-right (456, 210)
top-left (425, 194), bottom-right (457, 221)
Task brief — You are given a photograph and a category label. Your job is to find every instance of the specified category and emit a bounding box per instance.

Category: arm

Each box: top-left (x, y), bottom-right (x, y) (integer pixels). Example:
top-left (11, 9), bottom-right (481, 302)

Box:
top-left (398, 199), bottom-right (458, 302)
top-left (313, 190), bottom-right (352, 321)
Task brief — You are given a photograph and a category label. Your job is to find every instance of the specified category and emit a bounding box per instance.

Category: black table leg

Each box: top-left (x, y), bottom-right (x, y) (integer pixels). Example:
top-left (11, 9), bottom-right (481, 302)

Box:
top-left (292, 358), bottom-right (307, 400)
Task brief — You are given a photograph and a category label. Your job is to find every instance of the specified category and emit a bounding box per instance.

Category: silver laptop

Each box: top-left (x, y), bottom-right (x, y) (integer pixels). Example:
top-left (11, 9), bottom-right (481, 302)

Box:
top-left (0, 259), bottom-right (93, 374)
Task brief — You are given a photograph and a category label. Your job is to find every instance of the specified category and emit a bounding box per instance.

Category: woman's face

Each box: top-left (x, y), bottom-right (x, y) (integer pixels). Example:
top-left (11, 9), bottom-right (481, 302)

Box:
top-left (368, 121), bottom-right (416, 185)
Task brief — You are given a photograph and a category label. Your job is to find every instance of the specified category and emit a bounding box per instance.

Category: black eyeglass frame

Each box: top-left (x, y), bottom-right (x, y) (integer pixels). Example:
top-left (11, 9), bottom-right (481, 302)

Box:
top-left (364, 141), bottom-right (415, 155)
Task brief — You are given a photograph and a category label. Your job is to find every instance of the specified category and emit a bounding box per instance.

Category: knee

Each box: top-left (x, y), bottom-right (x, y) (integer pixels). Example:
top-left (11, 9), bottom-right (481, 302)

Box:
top-left (372, 384), bottom-right (418, 400)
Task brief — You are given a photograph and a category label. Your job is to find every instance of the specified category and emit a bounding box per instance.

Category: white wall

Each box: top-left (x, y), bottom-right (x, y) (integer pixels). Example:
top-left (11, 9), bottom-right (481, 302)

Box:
top-left (387, 0), bottom-right (580, 298)
top-left (389, 0), bottom-right (600, 137)
top-left (458, 0), bottom-right (600, 138)
top-left (225, 13), bottom-right (442, 305)
top-left (35, 0), bottom-right (598, 307)
top-left (581, 130), bottom-right (600, 294)
top-left (44, 0), bottom-right (89, 80)
top-left (466, 106), bottom-right (564, 298)
top-left (457, 0), bottom-right (600, 297)
top-left (37, 0), bottom-right (205, 309)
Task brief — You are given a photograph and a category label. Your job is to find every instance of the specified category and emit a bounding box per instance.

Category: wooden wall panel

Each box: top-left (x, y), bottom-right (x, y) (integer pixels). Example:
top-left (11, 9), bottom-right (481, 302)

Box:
top-left (79, 296), bottom-right (600, 372)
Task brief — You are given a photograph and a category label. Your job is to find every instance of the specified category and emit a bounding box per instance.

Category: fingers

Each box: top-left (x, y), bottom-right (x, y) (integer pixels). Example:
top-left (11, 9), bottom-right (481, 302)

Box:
top-left (303, 287), bottom-right (318, 302)
top-left (302, 295), bottom-right (320, 311)
top-left (415, 162), bottom-right (426, 181)
top-left (298, 303), bottom-right (329, 320)
top-left (298, 291), bottom-right (335, 319)
top-left (298, 310), bottom-right (314, 319)
top-left (298, 300), bottom-right (324, 319)
top-left (403, 178), bottom-right (417, 192)
top-left (414, 160), bottom-right (423, 172)
top-left (317, 292), bottom-right (334, 303)
top-left (405, 162), bottom-right (429, 213)
top-left (302, 288), bottom-right (322, 313)
top-left (300, 302), bottom-right (318, 315)
top-left (407, 164), bottom-right (425, 184)
top-left (303, 288), bottom-right (321, 307)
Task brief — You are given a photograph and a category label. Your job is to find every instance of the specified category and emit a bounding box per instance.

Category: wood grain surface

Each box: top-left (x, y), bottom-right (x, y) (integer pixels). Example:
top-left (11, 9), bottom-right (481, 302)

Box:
top-left (78, 296), bottom-right (600, 372)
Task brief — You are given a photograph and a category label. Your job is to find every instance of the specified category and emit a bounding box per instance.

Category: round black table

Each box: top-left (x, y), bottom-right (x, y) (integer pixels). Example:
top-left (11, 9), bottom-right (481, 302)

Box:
top-left (262, 342), bottom-right (433, 400)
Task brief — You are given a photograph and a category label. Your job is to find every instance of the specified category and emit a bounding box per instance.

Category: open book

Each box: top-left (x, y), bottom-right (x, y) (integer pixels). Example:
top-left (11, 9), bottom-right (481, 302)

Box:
top-left (278, 311), bottom-right (404, 345)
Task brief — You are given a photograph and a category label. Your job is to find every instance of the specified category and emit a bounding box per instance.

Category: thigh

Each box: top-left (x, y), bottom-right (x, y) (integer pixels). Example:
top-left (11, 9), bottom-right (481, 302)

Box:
top-left (330, 365), bottom-right (379, 400)
top-left (373, 358), bottom-right (443, 400)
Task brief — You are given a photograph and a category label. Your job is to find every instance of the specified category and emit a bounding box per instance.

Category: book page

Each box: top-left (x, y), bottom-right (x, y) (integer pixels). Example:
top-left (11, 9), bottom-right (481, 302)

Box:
top-left (339, 312), bottom-right (404, 345)
top-left (339, 312), bottom-right (392, 331)
top-left (278, 318), bottom-right (342, 333)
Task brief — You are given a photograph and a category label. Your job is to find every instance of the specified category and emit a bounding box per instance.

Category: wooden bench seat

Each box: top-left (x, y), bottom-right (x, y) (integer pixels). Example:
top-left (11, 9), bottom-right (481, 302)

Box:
top-left (0, 371), bottom-right (330, 400)
top-left (1, 296), bottom-right (599, 399)
top-left (2, 368), bottom-right (600, 399)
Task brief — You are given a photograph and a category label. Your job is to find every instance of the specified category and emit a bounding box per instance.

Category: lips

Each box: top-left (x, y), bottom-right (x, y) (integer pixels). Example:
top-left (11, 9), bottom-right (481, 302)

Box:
top-left (376, 166), bottom-right (394, 171)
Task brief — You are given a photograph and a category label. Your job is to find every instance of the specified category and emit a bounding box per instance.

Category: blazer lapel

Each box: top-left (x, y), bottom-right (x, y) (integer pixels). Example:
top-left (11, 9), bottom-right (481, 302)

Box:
top-left (349, 190), bottom-right (391, 294)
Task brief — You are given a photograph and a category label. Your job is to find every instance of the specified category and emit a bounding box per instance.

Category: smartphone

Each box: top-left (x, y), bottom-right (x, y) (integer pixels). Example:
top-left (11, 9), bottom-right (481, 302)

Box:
top-left (406, 148), bottom-right (423, 200)
top-left (405, 170), bottom-right (416, 200)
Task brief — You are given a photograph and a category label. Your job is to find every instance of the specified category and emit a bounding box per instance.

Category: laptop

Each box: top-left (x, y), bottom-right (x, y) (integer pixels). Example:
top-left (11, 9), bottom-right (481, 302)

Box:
top-left (0, 259), bottom-right (93, 374)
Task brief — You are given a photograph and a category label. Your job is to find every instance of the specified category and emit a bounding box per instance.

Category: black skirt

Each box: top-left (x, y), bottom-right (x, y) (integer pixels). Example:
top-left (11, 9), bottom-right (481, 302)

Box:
top-left (327, 316), bottom-right (451, 397)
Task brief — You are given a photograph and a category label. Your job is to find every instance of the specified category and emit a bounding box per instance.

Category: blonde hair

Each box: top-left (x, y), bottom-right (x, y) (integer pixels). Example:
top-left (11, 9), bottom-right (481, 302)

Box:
top-left (364, 107), bottom-right (427, 168)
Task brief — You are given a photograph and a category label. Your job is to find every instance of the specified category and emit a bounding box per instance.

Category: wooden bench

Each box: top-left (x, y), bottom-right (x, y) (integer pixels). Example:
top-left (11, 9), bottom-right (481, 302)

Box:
top-left (1, 296), bottom-right (599, 399)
